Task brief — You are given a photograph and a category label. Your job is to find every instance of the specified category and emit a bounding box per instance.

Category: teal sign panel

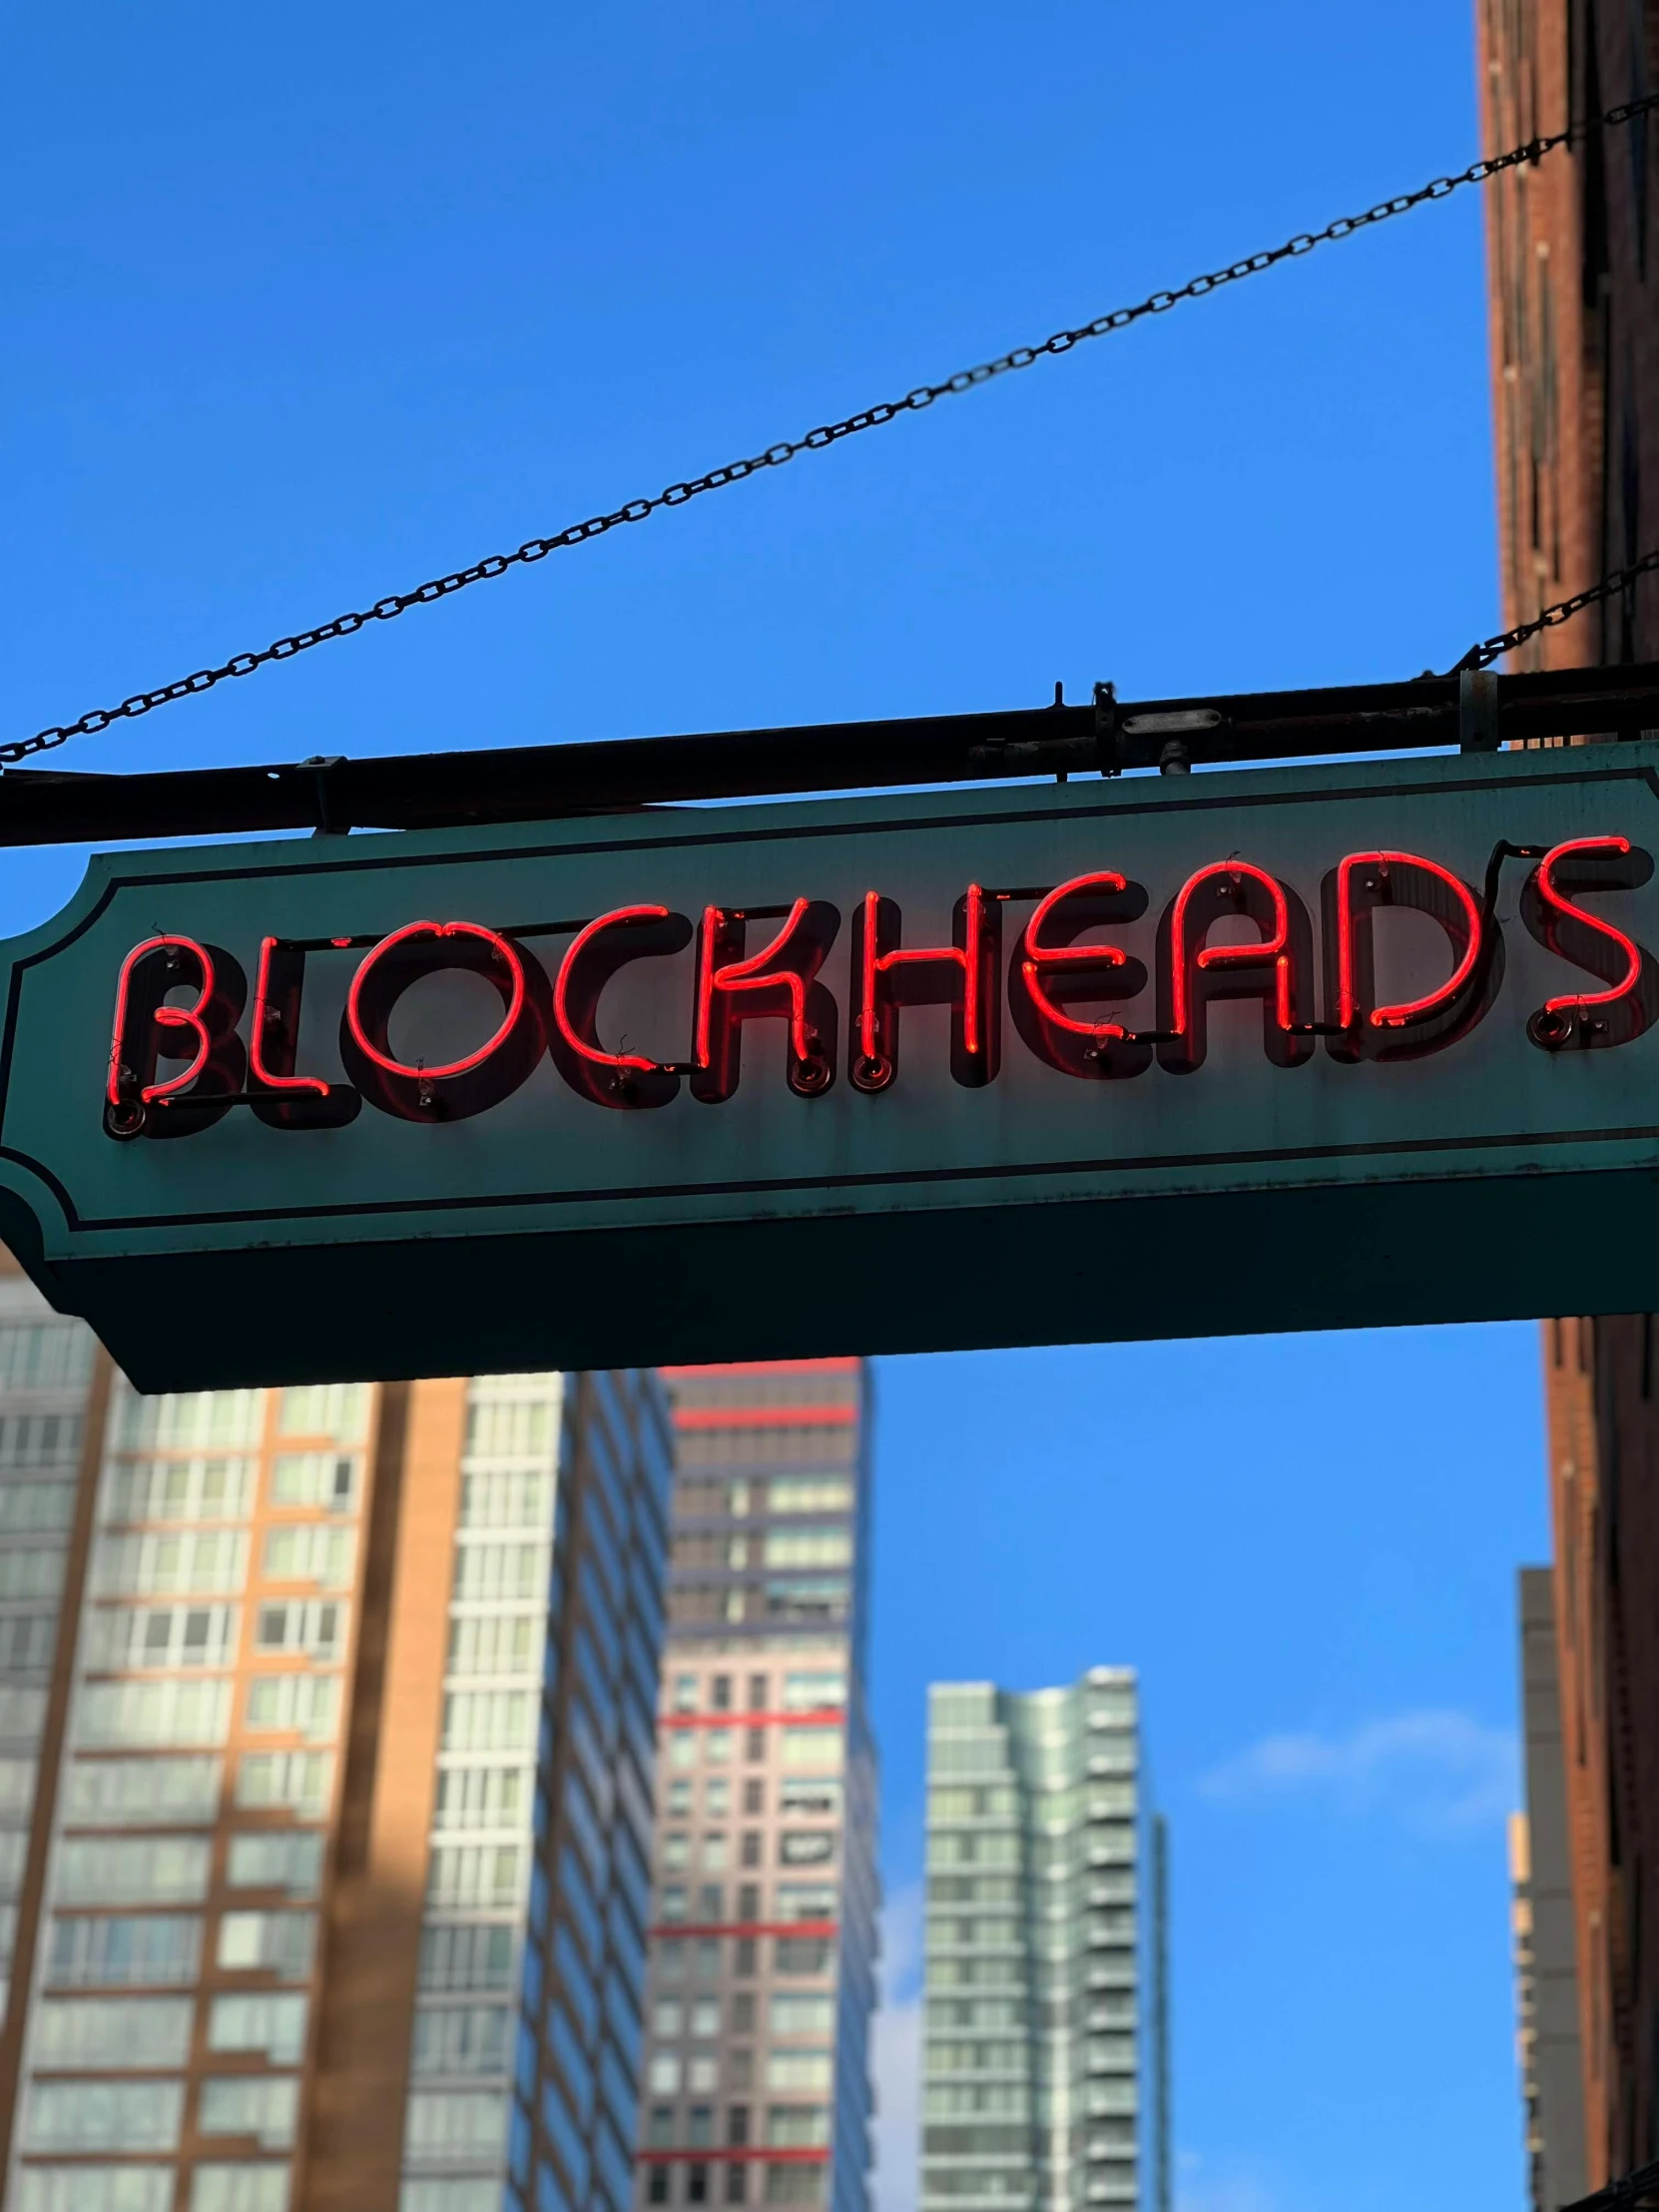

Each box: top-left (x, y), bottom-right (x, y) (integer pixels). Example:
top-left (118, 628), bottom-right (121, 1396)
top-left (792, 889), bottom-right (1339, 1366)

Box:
top-left (4, 741), bottom-right (1659, 1388)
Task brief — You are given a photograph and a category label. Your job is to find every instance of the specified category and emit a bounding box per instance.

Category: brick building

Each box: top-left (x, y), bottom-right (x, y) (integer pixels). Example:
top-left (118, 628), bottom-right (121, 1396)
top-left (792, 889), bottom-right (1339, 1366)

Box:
top-left (1478, 0), bottom-right (1659, 2192)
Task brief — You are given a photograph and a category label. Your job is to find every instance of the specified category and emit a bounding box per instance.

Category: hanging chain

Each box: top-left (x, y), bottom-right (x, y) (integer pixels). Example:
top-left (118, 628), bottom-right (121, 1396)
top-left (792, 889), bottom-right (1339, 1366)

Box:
top-left (11, 87), bottom-right (1659, 770)
top-left (1451, 543), bottom-right (1659, 671)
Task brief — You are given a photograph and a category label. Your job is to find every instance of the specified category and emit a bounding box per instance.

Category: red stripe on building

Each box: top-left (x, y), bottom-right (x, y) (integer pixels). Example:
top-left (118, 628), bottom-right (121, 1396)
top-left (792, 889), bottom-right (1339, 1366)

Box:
top-left (671, 1405), bottom-right (856, 1430)
top-left (660, 1360), bottom-right (859, 1381)
top-left (648, 1922), bottom-right (836, 1940)
top-left (635, 2150), bottom-right (830, 2165)
top-left (659, 1709), bottom-right (843, 1731)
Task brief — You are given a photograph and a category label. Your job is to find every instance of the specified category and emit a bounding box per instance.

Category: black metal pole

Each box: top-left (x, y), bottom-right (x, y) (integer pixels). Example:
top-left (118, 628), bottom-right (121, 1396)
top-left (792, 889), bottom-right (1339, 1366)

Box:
top-left (0, 662), bottom-right (1654, 849)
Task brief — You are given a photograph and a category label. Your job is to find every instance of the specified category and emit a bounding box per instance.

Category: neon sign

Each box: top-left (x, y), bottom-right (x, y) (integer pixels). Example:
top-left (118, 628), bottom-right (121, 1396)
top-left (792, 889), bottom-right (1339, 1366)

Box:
top-left (101, 841), bottom-right (1657, 1138)
top-left (14, 737), bottom-right (1659, 1389)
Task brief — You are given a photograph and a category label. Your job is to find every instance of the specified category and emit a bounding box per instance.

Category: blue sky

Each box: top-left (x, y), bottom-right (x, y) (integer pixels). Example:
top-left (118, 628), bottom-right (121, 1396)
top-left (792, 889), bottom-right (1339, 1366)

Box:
top-left (3, 0), bottom-right (1543, 2206)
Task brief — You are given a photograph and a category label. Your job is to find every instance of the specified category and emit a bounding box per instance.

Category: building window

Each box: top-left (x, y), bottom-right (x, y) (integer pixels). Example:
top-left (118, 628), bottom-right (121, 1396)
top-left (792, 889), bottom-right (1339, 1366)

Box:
top-left (648, 2107), bottom-right (675, 2149)
top-left (217, 1911), bottom-right (317, 1979)
top-left (688, 2165), bottom-right (710, 2206)
top-left (711, 1676), bottom-right (732, 1712)
top-left (226, 1832), bottom-right (324, 1896)
top-left (22, 2077), bottom-right (185, 2151)
top-left (763, 2165), bottom-right (822, 2205)
top-left (206, 1991), bottom-right (309, 2065)
top-left (725, 2164), bottom-right (748, 2203)
top-left (705, 1779), bottom-right (730, 1819)
top-left (727, 2105), bottom-right (751, 2147)
top-left (688, 2107), bottom-right (714, 2148)
top-left (746, 1730), bottom-right (765, 1765)
top-left (741, 1834), bottom-right (762, 1869)
top-left (743, 1781), bottom-right (764, 1816)
top-left (779, 1834), bottom-right (833, 1869)
top-left (673, 1675), bottom-right (699, 1713)
top-left (199, 2076), bottom-right (301, 2149)
top-left (648, 2168), bottom-right (672, 2205)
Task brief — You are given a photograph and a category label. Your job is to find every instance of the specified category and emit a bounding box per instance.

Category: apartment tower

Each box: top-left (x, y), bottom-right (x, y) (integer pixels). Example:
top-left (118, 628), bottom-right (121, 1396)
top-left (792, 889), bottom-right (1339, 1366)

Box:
top-left (0, 1252), bottom-right (671, 2212)
top-left (921, 1672), bottom-right (1161, 2212)
top-left (633, 1361), bottom-right (876, 2212)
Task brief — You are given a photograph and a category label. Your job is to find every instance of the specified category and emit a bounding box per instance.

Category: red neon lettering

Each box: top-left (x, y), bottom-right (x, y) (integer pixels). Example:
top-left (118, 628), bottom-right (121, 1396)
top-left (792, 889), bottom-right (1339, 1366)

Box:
top-left (857, 884), bottom-right (986, 1060)
top-left (1169, 863), bottom-right (1293, 1039)
top-left (1534, 837), bottom-right (1642, 1014)
top-left (107, 936), bottom-right (217, 1105)
top-left (1335, 851), bottom-right (1482, 1029)
top-left (250, 938), bottom-right (330, 1096)
top-left (696, 901), bottom-right (818, 1071)
top-left (851, 885), bottom-right (992, 1091)
top-left (346, 921), bottom-right (526, 1080)
top-left (555, 906), bottom-right (679, 1075)
top-left (1019, 872), bottom-right (1131, 1042)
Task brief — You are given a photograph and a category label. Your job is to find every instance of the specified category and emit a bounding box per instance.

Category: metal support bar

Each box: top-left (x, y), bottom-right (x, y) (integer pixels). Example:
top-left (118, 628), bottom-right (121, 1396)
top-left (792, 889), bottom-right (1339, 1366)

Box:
top-left (1459, 667), bottom-right (1501, 751)
top-left (0, 662), bottom-right (1656, 851)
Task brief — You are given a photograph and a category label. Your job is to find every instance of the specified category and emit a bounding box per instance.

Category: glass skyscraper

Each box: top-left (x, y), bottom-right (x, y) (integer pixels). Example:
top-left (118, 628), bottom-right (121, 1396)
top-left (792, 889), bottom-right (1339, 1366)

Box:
top-left (920, 1671), bottom-right (1163, 2212)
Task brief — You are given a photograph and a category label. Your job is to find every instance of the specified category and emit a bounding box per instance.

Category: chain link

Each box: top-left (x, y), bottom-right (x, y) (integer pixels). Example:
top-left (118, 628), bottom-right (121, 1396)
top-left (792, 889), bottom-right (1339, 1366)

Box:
top-left (12, 88), bottom-right (1659, 769)
top-left (1452, 542), bottom-right (1659, 672)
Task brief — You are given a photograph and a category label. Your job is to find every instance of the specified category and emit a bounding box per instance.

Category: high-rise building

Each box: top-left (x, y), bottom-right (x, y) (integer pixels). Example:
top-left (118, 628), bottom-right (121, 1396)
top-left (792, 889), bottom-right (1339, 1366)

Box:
top-left (919, 1671), bottom-right (1162, 2212)
top-left (1478, 0), bottom-right (1659, 2185)
top-left (633, 1361), bottom-right (876, 2212)
top-left (0, 1250), bottom-right (672, 2212)
top-left (1511, 1567), bottom-right (1587, 2212)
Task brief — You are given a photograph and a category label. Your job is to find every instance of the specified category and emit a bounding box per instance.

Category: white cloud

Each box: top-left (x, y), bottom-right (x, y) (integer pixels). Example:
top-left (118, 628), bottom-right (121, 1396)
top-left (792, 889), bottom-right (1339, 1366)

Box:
top-left (1176, 2151), bottom-right (1279, 2212)
top-left (870, 1884), bottom-right (924, 2212)
top-left (1197, 1707), bottom-right (1517, 1834)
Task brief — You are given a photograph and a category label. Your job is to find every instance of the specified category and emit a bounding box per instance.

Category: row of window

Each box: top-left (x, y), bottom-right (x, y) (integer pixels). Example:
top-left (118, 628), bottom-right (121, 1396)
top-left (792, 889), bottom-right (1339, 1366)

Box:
top-left (22, 2071), bottom-right (300, 2149)
top-left (43, 1910), bottom-right (323, 1999)
top-left (110, 1379), bottom-right (366, 1451)
top-left (674, 1477), bottom-right (854, 1521)
top-left (651, 1991), bottom-right (833, 2039)
top-left (16, 2163), bottom-right (290, 2212)
top-left (647, 2105), bottom-right (830, 2150)
top-left (647, 2051), bottom-right (832, 2096)
top-left (85, 1615), bottom-right (344, 1716)
top-left (668, 1672), bottom-right (844, 1717)
top-left (0, 1408), bottom-right (84, 1467)
top-left (663, 1780), bottom-right (840, 1827)
top-left (102, 1449), bottom-right (359, 1527)
top-left (663, 1730), bottom-right (843, 1775)
top-left (657, 1883), bottom-right (836, 1927)
top-left (643, 2160), bottom-right (825, 2207)
top-left (91, 1523), bottom-right (357, 1599)
top-left (655, 1936), bottom-right (833, 1981)
top-left (661, 1830), bottom-right (835, 1877)
top-left (672, 1534), bottom-right (851, 1573)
